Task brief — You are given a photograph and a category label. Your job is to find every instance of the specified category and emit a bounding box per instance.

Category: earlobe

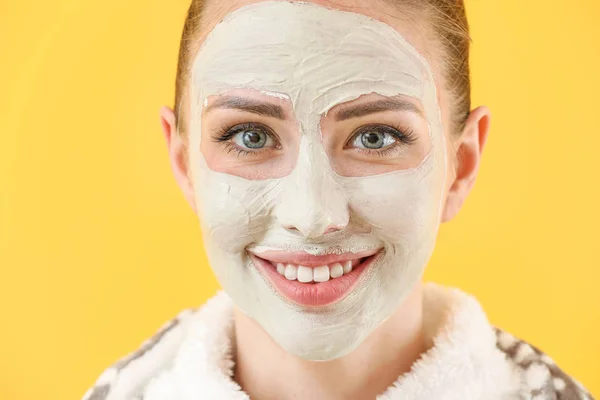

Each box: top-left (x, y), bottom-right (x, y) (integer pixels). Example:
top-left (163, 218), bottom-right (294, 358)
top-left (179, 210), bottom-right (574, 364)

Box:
top-left (159, 106), bottom-right (197, 214)
top-left (441, 106), bottom-right (491, 223)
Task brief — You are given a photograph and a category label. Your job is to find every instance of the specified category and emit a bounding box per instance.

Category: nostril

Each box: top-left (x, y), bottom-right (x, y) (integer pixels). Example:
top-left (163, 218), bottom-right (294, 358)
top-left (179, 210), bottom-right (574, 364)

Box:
top-left (283, 223), bottom-right (345, 238)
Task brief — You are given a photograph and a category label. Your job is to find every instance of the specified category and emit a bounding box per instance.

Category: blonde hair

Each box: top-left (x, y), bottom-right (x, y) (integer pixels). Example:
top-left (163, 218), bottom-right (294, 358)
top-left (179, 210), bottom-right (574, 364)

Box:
top-left (173, 0), bottom-right (471, 136)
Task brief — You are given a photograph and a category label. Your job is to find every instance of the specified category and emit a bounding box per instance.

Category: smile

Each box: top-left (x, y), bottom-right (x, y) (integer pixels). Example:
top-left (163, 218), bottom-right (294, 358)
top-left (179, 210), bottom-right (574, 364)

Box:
top-left (248, 249), bottom-right (382, 307)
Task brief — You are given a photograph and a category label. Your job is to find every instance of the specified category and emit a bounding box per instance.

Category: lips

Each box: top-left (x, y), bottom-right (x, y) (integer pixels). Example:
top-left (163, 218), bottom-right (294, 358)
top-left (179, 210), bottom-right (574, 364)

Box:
top-left (249, 249), bottom-right (381, 307)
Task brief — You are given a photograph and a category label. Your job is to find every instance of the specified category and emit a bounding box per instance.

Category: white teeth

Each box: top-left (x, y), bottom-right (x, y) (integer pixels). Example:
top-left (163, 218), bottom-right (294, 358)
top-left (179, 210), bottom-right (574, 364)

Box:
top-left (284, 264), bottom-right (297, 281)
top-left (330, 263), bottom-right (344, 279)
top-left (343, 261), bottom-right (353, 274)
top-left (313, 265), bottom-right (330, 282)
top-left (272, 259), bottom-right (363, 283)
top-left (277, 263), bottom-right (286, 275)
top-left (297, 266), bottom-right (313, 283)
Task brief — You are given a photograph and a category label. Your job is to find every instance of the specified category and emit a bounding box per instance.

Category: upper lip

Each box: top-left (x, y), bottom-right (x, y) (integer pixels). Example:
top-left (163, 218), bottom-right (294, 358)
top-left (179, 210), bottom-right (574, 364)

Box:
top-left (249, 249), bottom-right (380, 267)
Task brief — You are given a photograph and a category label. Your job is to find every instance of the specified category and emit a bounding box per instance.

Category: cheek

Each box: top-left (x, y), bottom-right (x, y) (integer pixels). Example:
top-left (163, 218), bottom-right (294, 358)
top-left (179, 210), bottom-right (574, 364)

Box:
top-left (190, 153), bottom-right (285, 253)
top-left (340, 160), bottom-right (442, 240)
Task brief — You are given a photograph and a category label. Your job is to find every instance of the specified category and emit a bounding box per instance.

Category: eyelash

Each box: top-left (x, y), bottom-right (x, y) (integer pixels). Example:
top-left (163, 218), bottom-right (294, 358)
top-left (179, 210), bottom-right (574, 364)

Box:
top-left (211, 122), bottom-right (418, 158)
top-left (345, 124), bottom-right (418, 157)
top-left (212, 122), bottom-right (280, 157)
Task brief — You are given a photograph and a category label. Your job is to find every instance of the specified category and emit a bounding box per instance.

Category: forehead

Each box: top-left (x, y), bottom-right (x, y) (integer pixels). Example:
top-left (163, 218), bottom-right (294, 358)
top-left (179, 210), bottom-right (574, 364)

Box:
top-left (191, 1), bottom-right (432, 114)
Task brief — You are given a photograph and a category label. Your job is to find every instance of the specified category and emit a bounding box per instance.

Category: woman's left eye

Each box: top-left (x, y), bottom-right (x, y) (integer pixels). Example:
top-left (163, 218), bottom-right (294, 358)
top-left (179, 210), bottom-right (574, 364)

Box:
top-left (348, 125), bottom-right (415, 151)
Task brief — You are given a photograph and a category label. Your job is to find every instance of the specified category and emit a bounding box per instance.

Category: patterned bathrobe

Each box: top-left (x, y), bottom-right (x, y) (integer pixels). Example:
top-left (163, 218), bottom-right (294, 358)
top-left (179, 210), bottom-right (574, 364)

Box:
top-left (83, 284), bottom-right (594, 400)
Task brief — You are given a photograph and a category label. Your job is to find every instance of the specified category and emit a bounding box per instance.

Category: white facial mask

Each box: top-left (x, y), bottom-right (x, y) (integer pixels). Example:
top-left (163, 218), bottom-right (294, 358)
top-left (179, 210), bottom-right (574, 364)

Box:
top-left (187, 1), bottom-right (447, 360)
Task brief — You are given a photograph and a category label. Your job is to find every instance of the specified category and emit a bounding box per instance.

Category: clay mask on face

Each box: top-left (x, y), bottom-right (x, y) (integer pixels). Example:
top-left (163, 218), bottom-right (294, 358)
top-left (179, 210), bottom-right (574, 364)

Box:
top-left (187, 1), bottom-right (447, 360)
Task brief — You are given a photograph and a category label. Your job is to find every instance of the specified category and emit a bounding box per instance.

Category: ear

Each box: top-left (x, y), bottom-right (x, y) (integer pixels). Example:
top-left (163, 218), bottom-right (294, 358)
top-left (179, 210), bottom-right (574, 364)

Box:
top-left (441, 106), bottom-right (491, 222)
top-left (160, 106), bottom-right (197, 214)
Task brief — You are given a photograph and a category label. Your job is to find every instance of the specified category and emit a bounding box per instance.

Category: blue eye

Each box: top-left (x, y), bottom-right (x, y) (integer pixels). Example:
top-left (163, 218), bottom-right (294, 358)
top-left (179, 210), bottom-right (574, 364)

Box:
top-left (350, 125), bottom-right (411, 151)
top-left (216, 123), bottom-right (278, 151)
top-left (353, 131), bottom-right (396, 149)
top-left (234, 129), bottom-right (268, 149)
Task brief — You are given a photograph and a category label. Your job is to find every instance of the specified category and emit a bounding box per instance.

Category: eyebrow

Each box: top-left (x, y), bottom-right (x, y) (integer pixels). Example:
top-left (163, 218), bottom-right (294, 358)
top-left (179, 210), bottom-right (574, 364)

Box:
top-left (205, 96), bottom-right (286, 119)
top-left (334, 98), bottom-right (424, 121)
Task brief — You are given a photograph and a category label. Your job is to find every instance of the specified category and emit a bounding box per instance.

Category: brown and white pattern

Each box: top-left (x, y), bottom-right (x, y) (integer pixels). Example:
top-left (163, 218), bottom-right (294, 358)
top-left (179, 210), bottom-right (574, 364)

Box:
top-left (495, 328), bottom-right (594, 400)
top-left (83, 284), bottom-right (595, 400)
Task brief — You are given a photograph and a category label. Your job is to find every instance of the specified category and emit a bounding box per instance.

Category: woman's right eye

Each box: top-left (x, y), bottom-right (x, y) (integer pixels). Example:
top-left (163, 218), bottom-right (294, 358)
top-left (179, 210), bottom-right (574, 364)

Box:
top-left (216, 123), bottom-right (279, 153)
top-left (233, 128), bottom-right (270, 149)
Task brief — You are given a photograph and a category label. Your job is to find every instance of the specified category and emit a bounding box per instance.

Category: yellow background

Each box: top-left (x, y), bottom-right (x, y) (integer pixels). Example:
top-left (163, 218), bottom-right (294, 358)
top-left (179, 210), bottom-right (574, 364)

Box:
top-left (1, 0), bottom-right (598, 398)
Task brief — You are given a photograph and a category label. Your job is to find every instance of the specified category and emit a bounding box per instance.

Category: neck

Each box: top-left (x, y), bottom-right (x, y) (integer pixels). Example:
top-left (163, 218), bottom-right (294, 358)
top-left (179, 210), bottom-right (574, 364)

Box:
top-left (233, 282), bottom-right (426, 400)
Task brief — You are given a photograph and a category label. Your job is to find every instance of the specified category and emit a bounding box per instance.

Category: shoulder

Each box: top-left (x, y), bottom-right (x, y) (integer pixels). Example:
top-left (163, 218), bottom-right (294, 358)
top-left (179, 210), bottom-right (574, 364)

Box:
top-left (82, 292), bottom-right (236, 400)
top-left (493, 327), bottom-right (595, 400)
top-left (82, 307), bottom-right (198, 400)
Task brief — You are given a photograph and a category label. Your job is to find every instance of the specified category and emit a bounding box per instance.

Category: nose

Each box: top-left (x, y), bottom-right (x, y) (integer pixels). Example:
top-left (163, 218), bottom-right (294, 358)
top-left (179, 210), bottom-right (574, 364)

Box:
top-left (284, 221), bottom-right (345, 237)
top-left (279, 181), bottom-right (350, 238)
top-left (274, 139), bottom-right (350, 239)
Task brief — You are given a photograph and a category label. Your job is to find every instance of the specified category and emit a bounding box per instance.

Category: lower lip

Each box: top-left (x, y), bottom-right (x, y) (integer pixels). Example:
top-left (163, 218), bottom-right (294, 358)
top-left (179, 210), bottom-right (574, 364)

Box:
top-left (250, 252), bottom-right (380, 308)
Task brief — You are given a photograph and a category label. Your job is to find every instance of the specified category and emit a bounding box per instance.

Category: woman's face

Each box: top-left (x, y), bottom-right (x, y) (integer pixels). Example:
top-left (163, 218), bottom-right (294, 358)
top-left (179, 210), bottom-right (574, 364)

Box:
top-left (164, 0), bottom-right (488, 361)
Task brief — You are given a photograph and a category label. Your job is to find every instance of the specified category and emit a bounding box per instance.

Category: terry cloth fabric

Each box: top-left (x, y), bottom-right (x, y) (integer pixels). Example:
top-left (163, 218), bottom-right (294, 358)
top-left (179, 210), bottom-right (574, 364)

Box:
top-left (83, 283), bottom-right (594, 400)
